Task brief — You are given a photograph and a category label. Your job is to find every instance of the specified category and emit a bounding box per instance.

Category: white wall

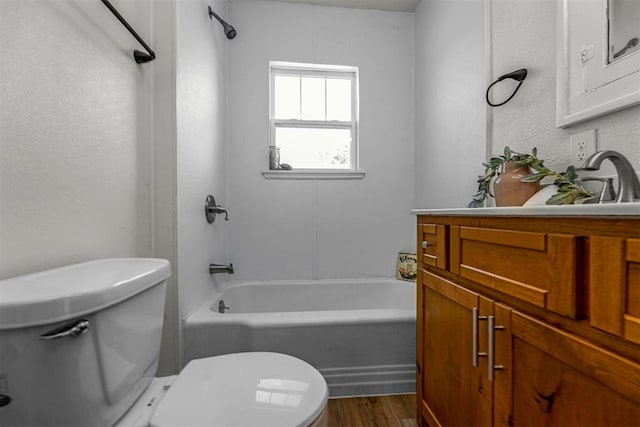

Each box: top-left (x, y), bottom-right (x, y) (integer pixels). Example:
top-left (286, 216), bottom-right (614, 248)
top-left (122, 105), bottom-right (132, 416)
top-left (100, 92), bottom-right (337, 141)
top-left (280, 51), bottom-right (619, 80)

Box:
top-left (487, 0), bottom-right (640, 176)
top-left (0, 0), bottom-right (153, 277)
top-left (227, 0), bottom-right (415, 281)
top-left (175, 0), bottom-right (229, 329)
top-left (152, 0), bottom-right (180, 376)
top-left (414, 0), bottom-right (639, 209)
top-left (413, 0), bottom-right (486, 209)
top-left (0, 0), bottom-right (182, 375)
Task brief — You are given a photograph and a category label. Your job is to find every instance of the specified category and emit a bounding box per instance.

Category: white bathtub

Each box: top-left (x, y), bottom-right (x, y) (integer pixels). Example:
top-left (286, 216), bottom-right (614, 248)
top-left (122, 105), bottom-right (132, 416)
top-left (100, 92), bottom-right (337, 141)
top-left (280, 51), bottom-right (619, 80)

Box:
top-left (183, 278), bottom-right (416, 397)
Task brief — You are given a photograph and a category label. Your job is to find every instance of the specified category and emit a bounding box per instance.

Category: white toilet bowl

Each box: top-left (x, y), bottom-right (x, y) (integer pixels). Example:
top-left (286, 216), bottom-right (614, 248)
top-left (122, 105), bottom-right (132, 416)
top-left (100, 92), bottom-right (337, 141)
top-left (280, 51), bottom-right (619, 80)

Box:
top-left (118, 352), bottom-right (328, 427)
top-left (0, 259), bottom-right (328, 427)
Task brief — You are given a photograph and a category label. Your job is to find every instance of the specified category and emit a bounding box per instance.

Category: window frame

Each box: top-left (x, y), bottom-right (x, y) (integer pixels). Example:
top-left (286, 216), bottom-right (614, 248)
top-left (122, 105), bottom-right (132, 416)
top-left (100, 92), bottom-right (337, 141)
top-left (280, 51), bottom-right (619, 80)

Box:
top-left (267, 61), bottom-right (362, 177)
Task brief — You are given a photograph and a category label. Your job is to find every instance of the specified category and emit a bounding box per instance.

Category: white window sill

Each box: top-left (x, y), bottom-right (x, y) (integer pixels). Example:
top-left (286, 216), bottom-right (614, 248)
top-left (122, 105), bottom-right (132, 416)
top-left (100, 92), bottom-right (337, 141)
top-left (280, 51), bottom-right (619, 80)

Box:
top-left (261, 169), bottom-right (366, 180)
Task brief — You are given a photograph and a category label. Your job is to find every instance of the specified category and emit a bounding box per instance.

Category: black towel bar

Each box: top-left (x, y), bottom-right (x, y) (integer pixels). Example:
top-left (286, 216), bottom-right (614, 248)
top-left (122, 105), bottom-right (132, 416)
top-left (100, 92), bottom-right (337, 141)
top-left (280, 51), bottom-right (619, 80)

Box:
top-left (101, 0), bottom-right (156, 63)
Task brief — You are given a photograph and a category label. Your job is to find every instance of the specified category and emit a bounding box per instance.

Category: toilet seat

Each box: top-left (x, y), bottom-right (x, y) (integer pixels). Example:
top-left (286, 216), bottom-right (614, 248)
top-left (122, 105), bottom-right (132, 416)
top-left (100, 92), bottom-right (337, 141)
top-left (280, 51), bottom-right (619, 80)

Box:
top-left (147, 352), bottom-right (328, 427)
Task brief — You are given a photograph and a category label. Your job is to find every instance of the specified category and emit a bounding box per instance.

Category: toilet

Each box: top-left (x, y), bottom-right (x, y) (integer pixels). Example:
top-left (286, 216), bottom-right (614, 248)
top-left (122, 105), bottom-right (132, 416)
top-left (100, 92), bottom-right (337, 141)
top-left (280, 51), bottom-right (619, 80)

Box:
top-left (0, 259), bottom-right (328, 427)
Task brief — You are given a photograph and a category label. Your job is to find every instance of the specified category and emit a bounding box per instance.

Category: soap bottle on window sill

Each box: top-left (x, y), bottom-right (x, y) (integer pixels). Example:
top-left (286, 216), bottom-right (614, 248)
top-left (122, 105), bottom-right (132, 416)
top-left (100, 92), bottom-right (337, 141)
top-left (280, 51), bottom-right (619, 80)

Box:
top-left (269, 146), bottom-right (280, 170)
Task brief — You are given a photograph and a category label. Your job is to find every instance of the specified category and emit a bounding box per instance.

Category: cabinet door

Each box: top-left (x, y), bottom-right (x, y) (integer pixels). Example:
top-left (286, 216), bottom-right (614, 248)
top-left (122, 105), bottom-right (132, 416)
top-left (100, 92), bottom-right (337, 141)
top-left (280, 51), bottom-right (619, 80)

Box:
top-left (503, 310), bottom-right (640, 426)
top-left (590, 237), bottom-right (640, 344)
top-left (420, 271), bottom-right (492, 427)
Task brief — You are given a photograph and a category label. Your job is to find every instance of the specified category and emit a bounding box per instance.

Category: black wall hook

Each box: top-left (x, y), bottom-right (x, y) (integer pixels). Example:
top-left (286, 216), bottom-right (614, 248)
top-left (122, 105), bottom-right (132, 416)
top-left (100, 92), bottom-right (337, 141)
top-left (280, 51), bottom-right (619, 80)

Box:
top-left (101, 0), bottom-right (156, 63)
top-left (486, 68), bottom-right (527, 107)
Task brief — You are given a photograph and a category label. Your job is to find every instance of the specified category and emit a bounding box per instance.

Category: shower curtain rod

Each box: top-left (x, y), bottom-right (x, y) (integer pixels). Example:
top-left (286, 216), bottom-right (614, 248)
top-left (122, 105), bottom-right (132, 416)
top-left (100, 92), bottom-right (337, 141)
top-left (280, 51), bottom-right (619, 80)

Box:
top-left (100, 0), bottom-right (156, 63)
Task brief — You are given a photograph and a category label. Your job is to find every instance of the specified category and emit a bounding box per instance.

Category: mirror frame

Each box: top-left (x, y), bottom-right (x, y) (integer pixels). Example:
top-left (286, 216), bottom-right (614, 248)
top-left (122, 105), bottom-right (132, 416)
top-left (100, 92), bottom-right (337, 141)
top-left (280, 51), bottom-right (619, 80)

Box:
top-left (556, 0), bottom-right (640, 128)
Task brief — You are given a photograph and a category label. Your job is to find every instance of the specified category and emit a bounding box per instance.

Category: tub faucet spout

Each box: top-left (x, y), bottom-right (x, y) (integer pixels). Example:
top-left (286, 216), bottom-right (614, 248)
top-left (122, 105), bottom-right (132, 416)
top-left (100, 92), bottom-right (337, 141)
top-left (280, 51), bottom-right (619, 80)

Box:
top-left (210, 263), bottom-right (234, 274)
top-left (583, 150), bottom-right (640, 203)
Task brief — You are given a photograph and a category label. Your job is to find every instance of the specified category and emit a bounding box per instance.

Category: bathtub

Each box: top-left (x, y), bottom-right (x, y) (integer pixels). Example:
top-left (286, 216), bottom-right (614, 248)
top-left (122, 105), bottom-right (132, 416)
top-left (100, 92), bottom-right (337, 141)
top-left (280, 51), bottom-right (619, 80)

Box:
top-left (183, 278), bottom-right (416, 397)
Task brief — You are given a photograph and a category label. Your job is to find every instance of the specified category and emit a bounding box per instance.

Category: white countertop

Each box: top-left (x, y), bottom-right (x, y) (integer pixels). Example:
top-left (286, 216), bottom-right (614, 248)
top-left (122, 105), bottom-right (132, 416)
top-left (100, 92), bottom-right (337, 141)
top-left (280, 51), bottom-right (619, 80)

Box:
top-left (411, 202), bottom-right (640, 216)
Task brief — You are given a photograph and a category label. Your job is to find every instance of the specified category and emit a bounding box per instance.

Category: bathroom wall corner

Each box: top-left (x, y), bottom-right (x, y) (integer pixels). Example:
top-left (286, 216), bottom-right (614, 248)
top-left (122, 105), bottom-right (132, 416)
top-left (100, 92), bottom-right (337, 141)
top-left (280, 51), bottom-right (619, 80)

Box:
top-left (151, 0), bottom-right (180, 376)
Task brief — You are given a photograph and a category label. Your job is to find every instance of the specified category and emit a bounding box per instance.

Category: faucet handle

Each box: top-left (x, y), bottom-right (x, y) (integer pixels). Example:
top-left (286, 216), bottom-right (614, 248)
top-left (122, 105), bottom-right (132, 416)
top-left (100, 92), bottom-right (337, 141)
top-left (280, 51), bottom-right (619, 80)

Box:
top-left (205, 195), bottom-right (230, 223)
top-left (578, 177), bottom-right (616, 203)
top-left (213, 205), bottom-right (229, 220)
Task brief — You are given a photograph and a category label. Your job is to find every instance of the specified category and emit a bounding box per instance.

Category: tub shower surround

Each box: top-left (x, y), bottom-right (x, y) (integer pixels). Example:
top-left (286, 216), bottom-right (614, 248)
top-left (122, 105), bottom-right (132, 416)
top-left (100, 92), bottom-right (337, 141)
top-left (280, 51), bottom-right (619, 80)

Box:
top-left (183, 278), bottom-right (416, 397)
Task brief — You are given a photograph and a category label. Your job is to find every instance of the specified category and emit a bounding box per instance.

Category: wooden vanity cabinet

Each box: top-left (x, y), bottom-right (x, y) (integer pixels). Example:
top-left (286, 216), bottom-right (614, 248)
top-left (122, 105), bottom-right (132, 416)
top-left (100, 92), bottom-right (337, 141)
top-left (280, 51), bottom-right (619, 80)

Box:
top-left (416, 215), bottom-right (640, 427)
top-left (589, 237), bottom-right (640, 344)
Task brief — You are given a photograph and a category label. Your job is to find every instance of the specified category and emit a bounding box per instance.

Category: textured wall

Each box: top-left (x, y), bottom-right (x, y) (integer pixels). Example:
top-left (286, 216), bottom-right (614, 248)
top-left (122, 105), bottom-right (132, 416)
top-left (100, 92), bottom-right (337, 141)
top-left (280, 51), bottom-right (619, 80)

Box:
top-left (175, 0), bottom-right (229, 328)
top-left (488, 0), bottom-right (640, 176)
top-left (227, 0), bottom-right (415, 281)
top-left (0, 0), bottom-right (183, 375)
top-left (413, 0), bottom-right (487, 209)
top-left (0, 0), bottom-right (152, 278)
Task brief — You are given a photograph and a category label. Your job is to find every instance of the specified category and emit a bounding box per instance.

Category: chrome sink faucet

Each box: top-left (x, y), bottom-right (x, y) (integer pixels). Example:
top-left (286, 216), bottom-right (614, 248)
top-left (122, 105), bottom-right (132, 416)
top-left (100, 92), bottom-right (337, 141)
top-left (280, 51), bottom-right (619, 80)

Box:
top-left (583, 150), bottom-right (640, 203)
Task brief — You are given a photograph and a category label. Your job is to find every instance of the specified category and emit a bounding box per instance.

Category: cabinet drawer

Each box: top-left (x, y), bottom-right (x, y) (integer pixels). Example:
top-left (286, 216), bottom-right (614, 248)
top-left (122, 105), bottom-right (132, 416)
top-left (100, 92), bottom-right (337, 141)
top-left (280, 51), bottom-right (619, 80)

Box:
top-left (590, 237), bottom-right (640, 344)
top-left (450, 226), bottom-right (580, 318)
top-left (418, 224), bottom-right (447, 270)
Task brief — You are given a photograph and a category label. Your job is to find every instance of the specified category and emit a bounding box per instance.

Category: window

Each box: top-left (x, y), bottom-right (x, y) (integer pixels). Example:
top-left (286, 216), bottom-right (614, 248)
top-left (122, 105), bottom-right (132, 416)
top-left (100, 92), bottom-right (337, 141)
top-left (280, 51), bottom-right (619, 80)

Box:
top-left (268, 62), bottom-right (360, 176)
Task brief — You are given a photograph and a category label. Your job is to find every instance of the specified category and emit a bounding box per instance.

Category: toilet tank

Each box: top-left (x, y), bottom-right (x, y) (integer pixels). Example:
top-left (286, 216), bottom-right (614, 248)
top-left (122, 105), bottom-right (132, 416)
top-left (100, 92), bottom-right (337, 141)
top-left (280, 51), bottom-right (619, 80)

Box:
top-left (0, 258), bottom-right (171, 427)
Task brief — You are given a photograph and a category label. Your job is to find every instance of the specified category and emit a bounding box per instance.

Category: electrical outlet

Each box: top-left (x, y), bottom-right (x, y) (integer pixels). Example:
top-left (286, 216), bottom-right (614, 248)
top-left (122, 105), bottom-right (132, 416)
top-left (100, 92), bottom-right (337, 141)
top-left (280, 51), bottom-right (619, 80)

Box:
top-left (570, 129), bottom-right (597, 166)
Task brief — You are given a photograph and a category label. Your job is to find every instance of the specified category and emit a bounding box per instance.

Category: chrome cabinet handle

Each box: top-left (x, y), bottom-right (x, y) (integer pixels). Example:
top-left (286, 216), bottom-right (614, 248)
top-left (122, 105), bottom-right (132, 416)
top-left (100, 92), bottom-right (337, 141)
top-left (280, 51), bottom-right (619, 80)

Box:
top-left (472, 307), bottom-right (487, 367)
top-left (39, 319), bottom-right (90, 340)
top-left (487, 316), bottom-right (504, 381)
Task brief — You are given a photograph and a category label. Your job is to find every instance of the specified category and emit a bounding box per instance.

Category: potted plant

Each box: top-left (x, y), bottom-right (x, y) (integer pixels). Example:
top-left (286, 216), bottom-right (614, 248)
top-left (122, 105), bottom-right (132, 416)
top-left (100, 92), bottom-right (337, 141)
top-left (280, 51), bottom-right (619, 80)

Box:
top-left (468, 147), bottom-right (596, 208)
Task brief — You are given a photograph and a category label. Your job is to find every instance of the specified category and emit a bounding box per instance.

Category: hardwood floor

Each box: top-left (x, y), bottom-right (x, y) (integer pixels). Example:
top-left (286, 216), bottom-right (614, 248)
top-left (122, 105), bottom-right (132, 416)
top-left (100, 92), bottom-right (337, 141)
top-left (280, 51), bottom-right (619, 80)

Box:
top-left (325, 394), bottom-right (417, 427)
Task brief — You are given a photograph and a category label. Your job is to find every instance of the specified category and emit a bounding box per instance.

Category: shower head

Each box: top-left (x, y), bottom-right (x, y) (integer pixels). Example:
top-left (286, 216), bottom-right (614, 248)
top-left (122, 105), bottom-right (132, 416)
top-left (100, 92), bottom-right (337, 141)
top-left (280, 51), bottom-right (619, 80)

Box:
top-left (208, 6), bottom-right (237, 40)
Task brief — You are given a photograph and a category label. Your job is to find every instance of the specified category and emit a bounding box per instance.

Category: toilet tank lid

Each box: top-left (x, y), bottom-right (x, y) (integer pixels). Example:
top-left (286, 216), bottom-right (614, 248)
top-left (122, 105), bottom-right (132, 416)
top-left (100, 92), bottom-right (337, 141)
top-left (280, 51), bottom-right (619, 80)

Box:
top-left (0, 258), bottom-right (171, 330)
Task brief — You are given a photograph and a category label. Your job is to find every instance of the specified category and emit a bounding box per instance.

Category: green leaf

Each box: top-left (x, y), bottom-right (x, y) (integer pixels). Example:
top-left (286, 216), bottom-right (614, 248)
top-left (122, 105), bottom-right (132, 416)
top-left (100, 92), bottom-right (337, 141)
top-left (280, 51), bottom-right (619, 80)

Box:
top-left (513, 158), bottom-right (532, 168)
top-left (557, 185), bottom-right (574, 193)
top-left (546, 192), bottom-right (572, 205)
top-left (467, 199), bottom-right (484, 208)
top-left (532, 147), bottom-right (538, 157)
top-left (520, 172), bottom-right (547, 182)
top-left (529, 161), bottom-right (546, 173)
top-left (489, 157), bottom-right (502, 165)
